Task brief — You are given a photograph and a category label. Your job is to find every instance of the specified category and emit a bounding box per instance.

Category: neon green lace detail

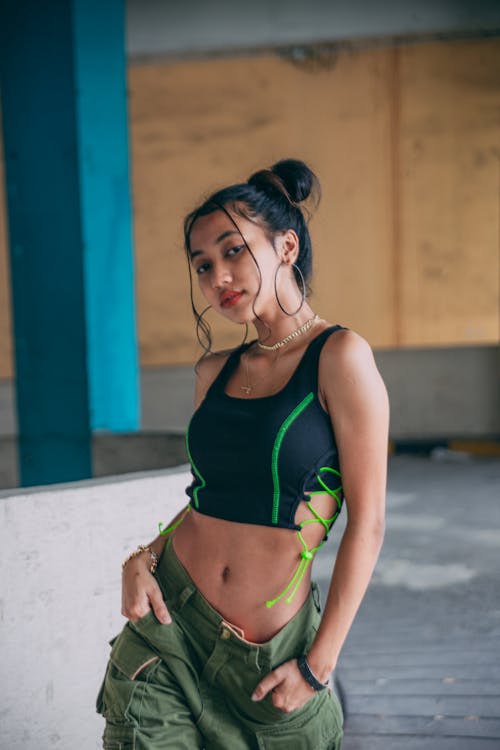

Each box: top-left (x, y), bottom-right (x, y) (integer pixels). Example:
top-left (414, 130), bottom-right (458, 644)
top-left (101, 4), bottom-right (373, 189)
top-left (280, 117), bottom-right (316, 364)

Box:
top-left (158, 505), bottom-right (191, 536)
top-left (271, 392), bottom-right (314, 524)
top-left (306, 466), bottom-right (343, 512)
top-left (266, 468), bottom-right (343, 608)
top-left (185, 419), bottom-right (205, 509)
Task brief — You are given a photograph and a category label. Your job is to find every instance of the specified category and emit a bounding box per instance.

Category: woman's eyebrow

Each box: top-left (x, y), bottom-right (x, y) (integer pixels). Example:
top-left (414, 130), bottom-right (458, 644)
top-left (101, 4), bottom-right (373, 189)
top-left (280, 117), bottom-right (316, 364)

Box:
top-left (190, 230), bottom-right (241, 259)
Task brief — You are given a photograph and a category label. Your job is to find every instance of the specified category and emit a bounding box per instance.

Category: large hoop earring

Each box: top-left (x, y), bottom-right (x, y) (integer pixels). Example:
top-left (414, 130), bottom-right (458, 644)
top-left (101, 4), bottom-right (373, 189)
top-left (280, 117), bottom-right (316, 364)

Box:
top-left (196, 304), bottom-right (212, 353)
top-left (274, 262), bottom-right (306, 316)
top-left (196, 305), bottom-right (249, 352)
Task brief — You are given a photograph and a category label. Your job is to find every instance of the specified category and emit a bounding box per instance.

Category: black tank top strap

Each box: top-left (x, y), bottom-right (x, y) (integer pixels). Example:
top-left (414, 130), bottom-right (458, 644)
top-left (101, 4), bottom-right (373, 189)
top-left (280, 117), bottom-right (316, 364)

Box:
top-left (295, 324), bottom-right (347, 392)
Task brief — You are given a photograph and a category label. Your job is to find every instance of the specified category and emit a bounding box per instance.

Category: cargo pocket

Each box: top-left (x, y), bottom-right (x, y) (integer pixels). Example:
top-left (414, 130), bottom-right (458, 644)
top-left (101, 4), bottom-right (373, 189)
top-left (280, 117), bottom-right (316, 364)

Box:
top-left (96, 635), bottom-right (120, 715)
top-left (255, 689), bottom-right (343, 750)
top-left (97, 620), bottom-right (162, 725)
top-left (102, 721), bottom-right (136, 749)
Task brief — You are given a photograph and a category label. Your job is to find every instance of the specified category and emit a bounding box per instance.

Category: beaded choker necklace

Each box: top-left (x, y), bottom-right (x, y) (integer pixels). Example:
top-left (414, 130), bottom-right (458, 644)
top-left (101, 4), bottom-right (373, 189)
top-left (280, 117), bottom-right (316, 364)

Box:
top-left (257, 314), bottom-right (319, 351)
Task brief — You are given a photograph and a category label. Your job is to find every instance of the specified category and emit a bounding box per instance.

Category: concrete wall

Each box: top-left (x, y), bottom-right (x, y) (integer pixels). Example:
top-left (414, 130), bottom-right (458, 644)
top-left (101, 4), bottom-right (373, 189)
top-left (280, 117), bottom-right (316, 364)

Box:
top-left (376, 345), bottom-right (500, 440)
top-left (141, 346), bottom-right (500, 440)
top-left (1, 20), bottom-right (499, 489)
top-left (2, 345), bottom-right (499, 442)
top-left (1, 342), bottom-right (499, 488)
top-left (126, 0), bottom-right (500, 58)
top-left (3, 37), bottom-right (500, 378)
top-left (0, 466), bottom-right (189, 750)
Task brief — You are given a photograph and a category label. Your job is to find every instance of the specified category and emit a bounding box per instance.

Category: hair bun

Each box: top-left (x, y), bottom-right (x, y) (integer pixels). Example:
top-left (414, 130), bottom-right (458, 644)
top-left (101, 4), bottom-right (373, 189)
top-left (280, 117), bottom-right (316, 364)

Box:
top-left (248, 158), bottom-right (320, 212)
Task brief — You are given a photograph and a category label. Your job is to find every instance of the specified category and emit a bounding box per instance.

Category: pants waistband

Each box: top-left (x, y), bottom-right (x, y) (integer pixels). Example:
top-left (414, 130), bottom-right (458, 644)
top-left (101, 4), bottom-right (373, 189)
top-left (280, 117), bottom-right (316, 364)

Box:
top-left (155, 535), bottom-right (322, 660)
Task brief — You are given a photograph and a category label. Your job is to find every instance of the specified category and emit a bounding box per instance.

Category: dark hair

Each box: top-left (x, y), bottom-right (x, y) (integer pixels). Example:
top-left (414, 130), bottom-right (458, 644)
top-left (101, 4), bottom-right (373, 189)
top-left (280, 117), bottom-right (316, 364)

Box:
top-left (183, 158), bottom-right (321, 354)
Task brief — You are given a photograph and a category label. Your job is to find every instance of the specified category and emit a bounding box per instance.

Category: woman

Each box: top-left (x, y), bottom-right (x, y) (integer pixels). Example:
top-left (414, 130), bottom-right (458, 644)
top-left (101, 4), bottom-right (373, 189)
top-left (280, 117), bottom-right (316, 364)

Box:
top-left (96, 158), bottom-right (389, 749)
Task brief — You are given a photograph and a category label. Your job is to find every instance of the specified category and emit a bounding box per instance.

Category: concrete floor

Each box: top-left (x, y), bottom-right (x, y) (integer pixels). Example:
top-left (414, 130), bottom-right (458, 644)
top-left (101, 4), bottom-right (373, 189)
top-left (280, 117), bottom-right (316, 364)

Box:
top-left (315, 454), bottom-right (500, 748)
top-left (1, 453), bottom-right (499, 748)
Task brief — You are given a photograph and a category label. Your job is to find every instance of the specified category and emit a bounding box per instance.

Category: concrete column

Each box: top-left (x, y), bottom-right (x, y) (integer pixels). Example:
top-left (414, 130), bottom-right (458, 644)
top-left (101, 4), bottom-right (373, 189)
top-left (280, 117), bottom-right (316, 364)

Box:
top-left (0, 0), bottom-right (139, 486)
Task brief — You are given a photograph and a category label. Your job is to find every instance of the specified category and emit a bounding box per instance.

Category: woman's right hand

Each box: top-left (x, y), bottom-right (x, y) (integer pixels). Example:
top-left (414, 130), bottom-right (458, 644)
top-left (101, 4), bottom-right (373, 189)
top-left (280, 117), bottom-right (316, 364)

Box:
top-left (121, 552), bottom-right (172, 625)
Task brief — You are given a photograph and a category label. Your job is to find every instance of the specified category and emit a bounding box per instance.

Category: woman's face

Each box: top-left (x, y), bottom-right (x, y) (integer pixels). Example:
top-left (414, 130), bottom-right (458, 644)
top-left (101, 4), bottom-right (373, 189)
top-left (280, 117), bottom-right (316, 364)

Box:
top-left (188, 208), bottom-right (285, 324)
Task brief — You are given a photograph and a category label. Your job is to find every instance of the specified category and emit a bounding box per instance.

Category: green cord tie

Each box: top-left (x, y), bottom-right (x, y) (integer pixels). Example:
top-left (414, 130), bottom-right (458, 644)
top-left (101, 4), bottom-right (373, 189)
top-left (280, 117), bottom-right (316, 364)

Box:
top-left (158, 505), bottom-right (191, 536)
top-left (266, 507), bottom-right (333, 608)
top-left (265, 472), bottom-right (343, 609)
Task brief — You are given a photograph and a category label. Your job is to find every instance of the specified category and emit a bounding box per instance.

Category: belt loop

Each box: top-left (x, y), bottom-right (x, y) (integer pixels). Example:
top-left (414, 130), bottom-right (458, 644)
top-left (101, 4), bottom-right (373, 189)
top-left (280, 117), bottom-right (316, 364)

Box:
top-left (178, 584), bottom-right (195, 609)
top-left (311, 581), bottom-right (322, 613)
top-left (246, 647), bottom-right (263, 672)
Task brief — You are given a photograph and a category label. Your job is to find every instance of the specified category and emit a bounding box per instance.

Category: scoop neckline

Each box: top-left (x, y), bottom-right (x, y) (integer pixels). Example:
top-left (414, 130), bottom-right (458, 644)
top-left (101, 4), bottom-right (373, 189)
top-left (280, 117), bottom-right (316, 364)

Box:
top-left (221, 324), bottom-right (335, 403)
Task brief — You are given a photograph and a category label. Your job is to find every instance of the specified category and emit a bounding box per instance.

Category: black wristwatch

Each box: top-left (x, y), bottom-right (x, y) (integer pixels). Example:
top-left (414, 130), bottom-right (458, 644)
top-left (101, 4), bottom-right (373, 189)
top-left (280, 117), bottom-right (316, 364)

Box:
top-left (296, 655), bottom-right (329, 692)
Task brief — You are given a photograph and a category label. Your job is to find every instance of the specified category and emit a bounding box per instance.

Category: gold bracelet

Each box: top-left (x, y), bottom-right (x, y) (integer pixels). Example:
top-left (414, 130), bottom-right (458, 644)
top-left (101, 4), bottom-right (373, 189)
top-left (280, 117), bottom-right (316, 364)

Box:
top-left (122, 544), bottom-right (159, 574)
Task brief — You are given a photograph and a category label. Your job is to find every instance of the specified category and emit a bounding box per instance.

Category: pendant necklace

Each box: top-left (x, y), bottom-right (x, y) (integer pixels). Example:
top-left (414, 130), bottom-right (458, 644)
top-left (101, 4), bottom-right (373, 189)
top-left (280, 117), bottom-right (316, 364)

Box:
top-left (240, 348), bottom-right (281, 395)
top-left (239, 312), bottom-right (320, 395)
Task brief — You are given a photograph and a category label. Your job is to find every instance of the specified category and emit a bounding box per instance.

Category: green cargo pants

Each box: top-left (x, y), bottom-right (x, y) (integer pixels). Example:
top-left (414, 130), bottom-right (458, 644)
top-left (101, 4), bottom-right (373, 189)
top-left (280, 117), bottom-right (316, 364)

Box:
top-left (96, 536), bottom-right (344, 749)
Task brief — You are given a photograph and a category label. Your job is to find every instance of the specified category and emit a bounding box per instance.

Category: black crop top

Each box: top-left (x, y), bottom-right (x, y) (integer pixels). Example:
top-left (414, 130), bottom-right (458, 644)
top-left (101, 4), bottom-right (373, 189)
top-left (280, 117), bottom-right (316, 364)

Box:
top-left (185, 325), bottom-right (346, 531)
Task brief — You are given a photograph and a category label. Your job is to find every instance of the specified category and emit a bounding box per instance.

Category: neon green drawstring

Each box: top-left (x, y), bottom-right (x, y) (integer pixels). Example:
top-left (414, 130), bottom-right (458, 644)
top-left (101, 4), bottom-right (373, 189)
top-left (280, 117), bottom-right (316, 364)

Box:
top-left (266, 469), bottom-right (343, 608)
top-left (157, 468), bottom-right (343, 609)
top-left (158, 504), bottom-right (191, 536)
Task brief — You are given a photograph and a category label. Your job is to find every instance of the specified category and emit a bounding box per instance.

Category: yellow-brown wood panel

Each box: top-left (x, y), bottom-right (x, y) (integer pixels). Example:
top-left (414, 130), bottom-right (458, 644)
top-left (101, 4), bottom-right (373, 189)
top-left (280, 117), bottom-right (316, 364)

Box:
top-left (128, 49), bottom-right (395, 366)
top-left (398, 38), bottom-right (500, 346)
top-left (1, 38), bottom-right (498, 379)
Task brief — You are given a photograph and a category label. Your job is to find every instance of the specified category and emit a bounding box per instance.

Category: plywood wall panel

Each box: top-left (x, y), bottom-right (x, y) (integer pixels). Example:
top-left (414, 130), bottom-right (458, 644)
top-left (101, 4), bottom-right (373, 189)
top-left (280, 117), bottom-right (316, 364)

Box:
top-left (128, 49), bottom-right (395, 366)
top-left (398, 39), bottom-right (500, 346)
top-left (1, 38), bottom-right (499, 378)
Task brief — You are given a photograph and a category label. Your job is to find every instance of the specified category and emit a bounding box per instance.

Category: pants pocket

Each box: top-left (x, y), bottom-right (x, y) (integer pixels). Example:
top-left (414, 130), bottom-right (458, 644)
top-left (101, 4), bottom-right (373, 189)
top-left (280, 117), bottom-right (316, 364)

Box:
top-left (97, 622), bottom-right (162, 722)
top-left (102, 721), bottom-right (136, 749)
top-left (255, 690), bottom-right (343, 750)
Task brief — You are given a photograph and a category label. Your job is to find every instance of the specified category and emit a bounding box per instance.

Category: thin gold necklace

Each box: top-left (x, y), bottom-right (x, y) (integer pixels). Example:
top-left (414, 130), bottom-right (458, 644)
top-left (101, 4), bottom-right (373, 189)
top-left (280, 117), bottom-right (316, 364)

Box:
top-left (240, 348), bottom-right (281, 395)
top-left (257, 313), bottom-right (319, 351)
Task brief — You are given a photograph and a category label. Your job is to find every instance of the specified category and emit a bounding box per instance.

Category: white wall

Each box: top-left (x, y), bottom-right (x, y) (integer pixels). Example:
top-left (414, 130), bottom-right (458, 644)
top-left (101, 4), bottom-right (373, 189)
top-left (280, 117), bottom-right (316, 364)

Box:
top-left (0, 466), bottom-right (189, 749)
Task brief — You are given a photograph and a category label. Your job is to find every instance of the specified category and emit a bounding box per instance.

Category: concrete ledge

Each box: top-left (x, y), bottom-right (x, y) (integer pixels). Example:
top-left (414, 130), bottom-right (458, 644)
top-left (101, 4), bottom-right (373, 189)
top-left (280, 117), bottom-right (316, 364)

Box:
top-left (0, 466), bottom-right (189, 749)
top-left (389, 438), bottom-right (500, 458)
top-left (0, 432), bottom-right (187, 491)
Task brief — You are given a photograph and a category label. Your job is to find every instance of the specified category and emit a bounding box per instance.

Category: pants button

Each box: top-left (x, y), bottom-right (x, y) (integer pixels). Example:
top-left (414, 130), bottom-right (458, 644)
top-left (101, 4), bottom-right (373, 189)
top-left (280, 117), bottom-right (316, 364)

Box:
top-left (220, 627), bottom-right (231, 640)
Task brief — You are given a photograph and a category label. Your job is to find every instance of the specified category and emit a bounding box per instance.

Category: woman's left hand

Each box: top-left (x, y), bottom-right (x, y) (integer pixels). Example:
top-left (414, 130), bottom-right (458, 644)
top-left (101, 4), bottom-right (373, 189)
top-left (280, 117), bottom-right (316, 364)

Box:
top-left (251, 659), bottom-right (319, 713)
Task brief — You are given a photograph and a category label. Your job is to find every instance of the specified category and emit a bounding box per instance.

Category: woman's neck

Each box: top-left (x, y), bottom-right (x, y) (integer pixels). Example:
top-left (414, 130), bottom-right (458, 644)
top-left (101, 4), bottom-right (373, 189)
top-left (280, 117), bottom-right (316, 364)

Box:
top-left (251, 305), bottom-right (317, 349)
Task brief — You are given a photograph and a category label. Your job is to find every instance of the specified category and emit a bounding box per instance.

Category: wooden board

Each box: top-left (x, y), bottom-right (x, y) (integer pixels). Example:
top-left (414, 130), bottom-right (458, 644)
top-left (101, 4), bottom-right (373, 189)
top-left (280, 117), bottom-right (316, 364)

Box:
top-left (398, 38), bottom-right (500, 346)
top-left (128, 48), bottom-right (395, 365)
top-left (1, 37), bottom-right (499, 377)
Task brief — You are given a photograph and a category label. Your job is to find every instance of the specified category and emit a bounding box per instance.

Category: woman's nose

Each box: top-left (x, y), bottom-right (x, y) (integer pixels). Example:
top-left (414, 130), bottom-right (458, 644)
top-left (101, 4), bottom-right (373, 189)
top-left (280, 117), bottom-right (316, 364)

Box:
top-left (212, 264), bottom-right (232, 289)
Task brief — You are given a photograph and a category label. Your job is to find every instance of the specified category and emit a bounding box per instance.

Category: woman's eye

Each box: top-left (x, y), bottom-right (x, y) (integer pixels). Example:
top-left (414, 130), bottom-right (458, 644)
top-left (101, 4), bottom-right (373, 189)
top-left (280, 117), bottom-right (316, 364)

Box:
top-left (226, 245), bottom-right (245, 257)
top-left (195, 262), bottom-right (210, 275)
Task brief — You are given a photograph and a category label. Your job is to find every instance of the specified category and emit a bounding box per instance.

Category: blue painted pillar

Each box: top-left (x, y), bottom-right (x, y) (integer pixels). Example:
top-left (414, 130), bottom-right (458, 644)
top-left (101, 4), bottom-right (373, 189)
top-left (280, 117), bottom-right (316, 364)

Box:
top-left (0, 0), bottom-right (139, 486)
top-left (72, 1), bottom-right (139, 432)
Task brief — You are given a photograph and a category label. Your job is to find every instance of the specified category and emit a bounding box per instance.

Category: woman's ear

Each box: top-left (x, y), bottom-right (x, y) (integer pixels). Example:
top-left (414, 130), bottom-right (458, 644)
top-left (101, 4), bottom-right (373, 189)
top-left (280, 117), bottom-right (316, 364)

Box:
top-left (279, 229), bottom-right (300, 265)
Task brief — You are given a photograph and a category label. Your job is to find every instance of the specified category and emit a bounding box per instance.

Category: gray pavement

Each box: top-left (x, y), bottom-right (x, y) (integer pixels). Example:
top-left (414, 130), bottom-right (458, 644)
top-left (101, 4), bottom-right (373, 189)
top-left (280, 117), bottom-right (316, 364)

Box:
top-left (314, 454), bottom-right (500, 749)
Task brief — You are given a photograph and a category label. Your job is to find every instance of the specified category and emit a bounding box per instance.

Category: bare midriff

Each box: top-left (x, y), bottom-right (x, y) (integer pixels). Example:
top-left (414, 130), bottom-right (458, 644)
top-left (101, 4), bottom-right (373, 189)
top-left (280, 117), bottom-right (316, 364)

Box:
top-left (170, 492), bottom-right (335, 643)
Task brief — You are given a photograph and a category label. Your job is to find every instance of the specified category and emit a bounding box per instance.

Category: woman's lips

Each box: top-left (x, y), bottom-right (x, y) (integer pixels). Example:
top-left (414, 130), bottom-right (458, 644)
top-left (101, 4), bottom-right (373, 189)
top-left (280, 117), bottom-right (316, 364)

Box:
top-left (220, 291), bottom-right (243, 308)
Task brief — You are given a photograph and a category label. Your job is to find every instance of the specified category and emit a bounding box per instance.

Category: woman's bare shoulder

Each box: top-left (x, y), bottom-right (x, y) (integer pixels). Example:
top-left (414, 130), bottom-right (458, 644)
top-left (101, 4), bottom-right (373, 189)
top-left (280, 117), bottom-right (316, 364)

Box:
top-left (196, 349), bottom-right (232, 380)
top-left (318, 326), bottom-right (378, 388)
top-left (320, 325), bottom-right (371, 359)
top-left (318, 325), bottom-right (388, 414)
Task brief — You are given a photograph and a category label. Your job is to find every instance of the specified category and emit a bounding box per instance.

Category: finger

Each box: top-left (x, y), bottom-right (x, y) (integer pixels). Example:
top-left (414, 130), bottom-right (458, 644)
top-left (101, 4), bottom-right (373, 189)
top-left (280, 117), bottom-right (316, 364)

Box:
top-left (251, 670), bottom-right (284, 701)
top-left (125, 601), bottom-right (152, 622)
top-left (149, 586), bottom-right (172, 624)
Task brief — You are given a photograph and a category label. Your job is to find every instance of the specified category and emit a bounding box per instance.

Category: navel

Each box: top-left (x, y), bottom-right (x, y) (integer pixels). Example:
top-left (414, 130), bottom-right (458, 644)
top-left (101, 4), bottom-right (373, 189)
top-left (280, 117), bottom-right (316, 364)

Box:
top-left (222, 566), bottom-right (230, 582)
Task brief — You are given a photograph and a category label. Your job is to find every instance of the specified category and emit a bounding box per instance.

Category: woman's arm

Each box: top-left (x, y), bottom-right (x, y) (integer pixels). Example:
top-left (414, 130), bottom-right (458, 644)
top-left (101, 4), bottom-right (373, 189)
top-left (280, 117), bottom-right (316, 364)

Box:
top-left (252, 330), bottom-right (389, 710)
top-left (306, 330), bottom-right (388, 679)
top-left (121, 504), bottom-right (189, 624)
top-left (121, 350), bottom-right (232, 624)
